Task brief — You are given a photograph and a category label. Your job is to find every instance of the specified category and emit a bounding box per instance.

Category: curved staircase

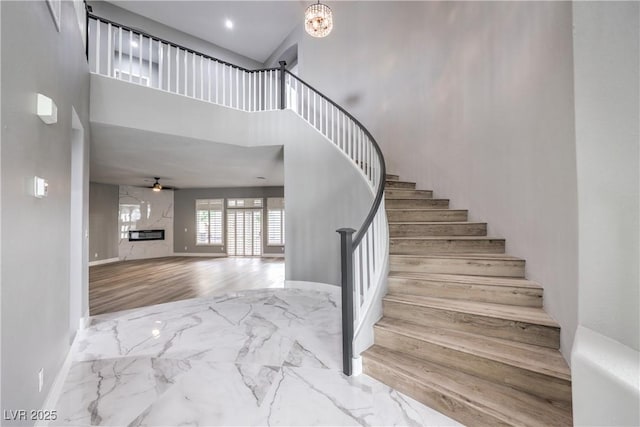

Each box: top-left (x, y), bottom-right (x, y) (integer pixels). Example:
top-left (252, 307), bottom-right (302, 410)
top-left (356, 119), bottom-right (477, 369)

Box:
top-left (362, 174), bottom-right (573, 426)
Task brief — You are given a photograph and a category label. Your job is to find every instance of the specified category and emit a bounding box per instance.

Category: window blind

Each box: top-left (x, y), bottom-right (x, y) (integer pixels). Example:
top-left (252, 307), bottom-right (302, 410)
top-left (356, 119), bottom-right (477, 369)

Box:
top-left (267, 198), bottom-right (285, 246)
top-left (195, 199), bottom-right (223, 245)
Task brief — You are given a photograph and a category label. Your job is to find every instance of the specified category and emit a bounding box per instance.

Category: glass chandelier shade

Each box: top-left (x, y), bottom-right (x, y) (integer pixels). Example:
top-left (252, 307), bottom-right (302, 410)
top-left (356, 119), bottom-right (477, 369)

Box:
top-left (305, 2), bottom-right (333, 38)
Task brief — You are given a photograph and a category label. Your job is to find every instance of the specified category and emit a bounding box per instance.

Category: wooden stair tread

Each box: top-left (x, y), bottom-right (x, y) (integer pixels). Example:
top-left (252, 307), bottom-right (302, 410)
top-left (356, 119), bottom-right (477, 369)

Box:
top-left (385, 180), bottom-right (415, 185)
top-left (363, 345), bottom-right (572, 426)
top-left (390, 236), bottom-right (504, 241)
top-left (386, 197), bottom-right (448, 201)
top-left (391, 253), bottom-right (523, 260)
top-left (386, 208), bottom-right (463, 211)
top-left (375, 317), bottom-right (570, 380)
top-left (388, 272), bottom-right (541, 289)
top-left (388, 220), bottom-right (483, 225)
top-left (384, 293), bottom-right (559, 327)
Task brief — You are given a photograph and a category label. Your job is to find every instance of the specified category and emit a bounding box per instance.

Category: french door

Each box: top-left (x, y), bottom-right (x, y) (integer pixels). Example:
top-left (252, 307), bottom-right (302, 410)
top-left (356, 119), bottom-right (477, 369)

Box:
top-left (226, 209), bottom-right (262, 256)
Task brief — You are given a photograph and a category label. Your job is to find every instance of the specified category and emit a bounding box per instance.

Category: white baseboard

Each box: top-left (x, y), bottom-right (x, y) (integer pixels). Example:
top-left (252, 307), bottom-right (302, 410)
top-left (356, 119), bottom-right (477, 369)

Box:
top-left (285, 280), bottom-right (339, 294)
top-left (262, 253), bottom-right (285, 258)
top-left (35, 338), bottom-right (76, 427)
top-left (88, 257), bottom-right (119, 267)
top-left (172, 253), bottom-right (227, 257)
top-left (572, 326), bottom-right (640, 426)
top-left (352, 356), bottom-right (363, 376)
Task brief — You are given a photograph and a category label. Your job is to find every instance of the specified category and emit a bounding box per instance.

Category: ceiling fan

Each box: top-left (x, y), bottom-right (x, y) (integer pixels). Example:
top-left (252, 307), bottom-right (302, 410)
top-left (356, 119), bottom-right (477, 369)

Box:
top-left (144, 177), bottom-right (177, 191)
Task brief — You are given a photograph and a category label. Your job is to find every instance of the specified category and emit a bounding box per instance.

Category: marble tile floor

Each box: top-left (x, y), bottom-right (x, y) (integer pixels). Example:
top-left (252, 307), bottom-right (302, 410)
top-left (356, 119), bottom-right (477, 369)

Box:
top-left (52, 287), bottom-right (460, 426)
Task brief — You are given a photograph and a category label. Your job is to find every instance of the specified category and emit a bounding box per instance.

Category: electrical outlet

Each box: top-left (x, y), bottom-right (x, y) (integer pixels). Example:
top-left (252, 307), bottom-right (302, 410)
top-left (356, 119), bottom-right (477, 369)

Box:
top-left (184, 246), bottom-right (187, 251)
top-left (38, 368), bottom-right (44, 393)
top-left (184, 228), bottom-right (187, 232)
top-left (94, 253), bottom-right (98, 258)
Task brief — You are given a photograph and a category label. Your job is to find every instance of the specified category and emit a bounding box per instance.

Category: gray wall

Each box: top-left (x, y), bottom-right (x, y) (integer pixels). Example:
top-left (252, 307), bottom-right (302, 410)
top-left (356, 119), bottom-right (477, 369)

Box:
top-left (88, 1), bottom-right (262, 70)
top-left (572, 3), bottom-right (639, 425)
top-left (174, 186), bottom-right (284, 255)
top-left (280, 1), bottom-right (579, 359)
top-left (1, 1), bottom-right (90, 423)
top-left (284, 133), bottom-right (371, 286)
top-left (89, 182), bottom-right (119, 261)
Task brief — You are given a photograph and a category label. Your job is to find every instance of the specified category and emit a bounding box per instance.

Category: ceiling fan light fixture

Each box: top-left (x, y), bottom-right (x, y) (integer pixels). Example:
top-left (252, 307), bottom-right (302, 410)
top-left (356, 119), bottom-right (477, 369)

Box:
top-left (305, 1), bottom-right (333, 38)
top-left (152, 178), bottom-right (163, 192)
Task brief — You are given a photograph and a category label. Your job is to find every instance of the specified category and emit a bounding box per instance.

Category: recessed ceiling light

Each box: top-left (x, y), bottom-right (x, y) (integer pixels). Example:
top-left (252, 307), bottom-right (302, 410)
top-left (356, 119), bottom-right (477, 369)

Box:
top-left (225, 19), bottom-right (233, 29)
top-left (131, 40), bottom-right (139, 48)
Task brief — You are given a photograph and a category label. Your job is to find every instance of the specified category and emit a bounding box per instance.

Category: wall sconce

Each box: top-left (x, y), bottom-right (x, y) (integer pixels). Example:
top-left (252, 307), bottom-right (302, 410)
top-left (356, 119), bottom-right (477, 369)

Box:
top-left (33, 176), bottom-right (49, 198)
top-left (37, 93), bottom-right (57, 124)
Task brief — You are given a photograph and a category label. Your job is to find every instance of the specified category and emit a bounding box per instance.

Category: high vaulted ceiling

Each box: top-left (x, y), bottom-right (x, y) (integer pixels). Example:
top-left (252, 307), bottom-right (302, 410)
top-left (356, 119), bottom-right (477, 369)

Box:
top-left (107, 1), bottom-right (305, 63)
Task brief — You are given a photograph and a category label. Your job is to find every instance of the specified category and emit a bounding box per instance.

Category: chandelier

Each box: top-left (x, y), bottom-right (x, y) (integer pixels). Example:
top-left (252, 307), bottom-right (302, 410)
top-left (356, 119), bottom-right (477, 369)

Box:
top-left (305, 1), bottom-right (333, 38)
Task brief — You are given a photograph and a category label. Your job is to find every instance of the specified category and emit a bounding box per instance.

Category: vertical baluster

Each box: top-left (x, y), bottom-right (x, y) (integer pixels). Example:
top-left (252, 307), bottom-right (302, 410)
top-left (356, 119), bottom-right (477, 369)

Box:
top-left (175, 47), bottom-right (179, 93)
top-left (215, 62), bottom-right (219, 104)
top-left (200, 56), bottom-right (204, 100)
top-left (118, 27), bottom-right (123, 79)
top-left (259, 72), bottom-right (263, 111)
top-left (222, 65), bottom-right (226, 106)
top-left (191, 53), bottom-right (195, 97)
top-left (158, 42), bottom-right (163, 90)
top-left (243, 71), bottom-right (247, 111)
top-left (166, 45), bottom-right (170, 92)
top-left (354, 247), bottom-right (361, 323)
top-left (370, 216), bottom-right (377, 272)
top-left (366, 232), bottom-right (372, 291)
top-left (367, 138), bottom-right (372, 182)
top-left (183, 50), bottom-right (187, 95)
top-left (234, 68), bottom-right (238, 109)
top-left (359, 129), bottom-right (363, 168)
top-left (138, 33), bottom-right (142, 84)
top-left (331, 106), bottom-right (335, 143)
top-left (148, 36), bottom-right (152, 87)
top-left (324, 99), bottom-right (329, 136)
top-left (348, 121), bottom-right (352, 160)
top-left (207, 59), bottom-right (211, 102)
top-left (107, 23), bottom-right (112, 77)
top-left (95, 20), bottom-right (100, 74)
top-left (267, 70), bottom-right (272, 110)
top-left (128, 30), bottom-right (133, 82)
top-left (311, 92), bottom-right (315, 128)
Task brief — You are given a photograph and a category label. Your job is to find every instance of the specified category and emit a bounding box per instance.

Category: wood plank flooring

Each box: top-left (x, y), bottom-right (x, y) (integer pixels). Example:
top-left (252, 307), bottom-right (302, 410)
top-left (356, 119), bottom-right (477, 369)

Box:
top-left (89, 257), bottom-right (284, 315)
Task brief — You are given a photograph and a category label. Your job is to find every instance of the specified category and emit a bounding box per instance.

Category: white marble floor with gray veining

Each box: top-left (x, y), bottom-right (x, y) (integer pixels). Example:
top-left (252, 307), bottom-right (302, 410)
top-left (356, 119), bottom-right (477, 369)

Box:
top-left (52, 288), bottom-right (460, 426)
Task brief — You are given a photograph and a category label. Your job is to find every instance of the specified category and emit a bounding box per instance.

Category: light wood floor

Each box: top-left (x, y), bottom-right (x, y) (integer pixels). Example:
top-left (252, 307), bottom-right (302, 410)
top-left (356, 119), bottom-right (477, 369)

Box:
top-left (89, 257), bottom-right (285, 315)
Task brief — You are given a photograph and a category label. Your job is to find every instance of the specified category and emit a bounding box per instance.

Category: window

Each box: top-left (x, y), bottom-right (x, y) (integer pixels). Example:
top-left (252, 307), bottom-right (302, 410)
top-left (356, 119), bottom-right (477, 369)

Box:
top-left (267, 198), bottom-right (285, 246)
top-left (227, 198), bottom-right (263, 208)
top-left (227, 209), bottom-right (262, 256)
top-left (196, 199), bottom-right (223, 245)
top-left (114, 69), bottom-right (150, 86)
